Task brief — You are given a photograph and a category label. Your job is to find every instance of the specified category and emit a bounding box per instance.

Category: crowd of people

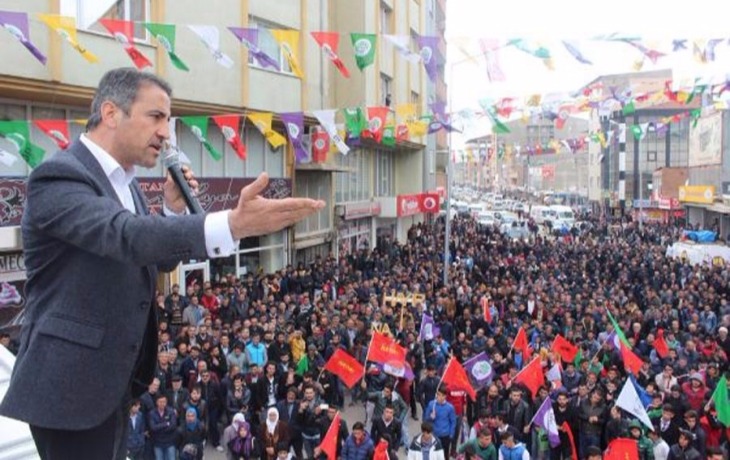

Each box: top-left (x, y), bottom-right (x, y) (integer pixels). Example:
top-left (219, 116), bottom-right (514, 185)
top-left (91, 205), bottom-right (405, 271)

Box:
top-left (8, 211), bottom-right (724, 460)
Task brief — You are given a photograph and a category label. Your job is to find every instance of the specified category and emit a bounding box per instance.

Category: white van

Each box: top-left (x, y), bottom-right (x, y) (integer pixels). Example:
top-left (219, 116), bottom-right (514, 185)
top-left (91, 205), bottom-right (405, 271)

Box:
top-left (529, 205), bottom-right (557, 225)
top-left (550, 205), bottom-right (576, 228)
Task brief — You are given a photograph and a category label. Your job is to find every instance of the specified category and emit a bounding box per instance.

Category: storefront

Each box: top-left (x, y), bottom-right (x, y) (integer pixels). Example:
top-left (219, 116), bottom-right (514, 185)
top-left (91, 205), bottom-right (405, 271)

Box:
top-left (631, 198), bottom-right (684, 224)
top-left (678, 185), bottom-right (729, 235)
top-left (376, 193), bottom-right (440, 243)
top-left (335, 201), bottom-right (381, 258)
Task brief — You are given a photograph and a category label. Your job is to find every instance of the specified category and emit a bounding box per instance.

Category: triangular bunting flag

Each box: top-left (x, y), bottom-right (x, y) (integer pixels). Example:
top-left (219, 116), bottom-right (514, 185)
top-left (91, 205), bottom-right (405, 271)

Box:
top-left (180, 116), bottom-right (222, 161)
top-left (280, 112), bottom-right (308, 164)
top-left (311, 127), bottom-right (330, 163)
top-left (33, 120), bottom-right (71, 150)
top-left (212, 115), bottom-right (246, 160)
top-left (38, 14), bottom-right (98, 63)
top-left (383, 34), bottom-right (421, 63)
top-left (0, 120), bottom-right (46, 168)
top-left (417, 36), bottom-right (441, 82)
top-left (188, 25), bottom-right (234, 68)
top-left (248, 112), bottom-right (287, 149)
top-left (144, 23), bottom-right (189, 71)
top-left (0, 11), bottom-right (47, 64)
top-left (312, 110), bottom-right (349, 155)
top-left (99, 19), bottom-right (152, 69)
top-left (365, 107), bottom-right (389, 143)
top-left (228, 27), bottom-right (280, 70)
top-left (311, 31), bottom-right (350, 78)
top-left (270, 29), bottom-right (304, 78)
top-left (343, 107), bottom-right (368, 137)
top-left (350, 33), bottom-right (377, 70)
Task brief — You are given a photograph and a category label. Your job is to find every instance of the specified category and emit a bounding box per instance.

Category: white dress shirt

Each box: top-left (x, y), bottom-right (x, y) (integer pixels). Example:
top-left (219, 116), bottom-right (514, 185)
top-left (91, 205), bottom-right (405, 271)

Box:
top-left (80, 134), bottom-right (237, 258)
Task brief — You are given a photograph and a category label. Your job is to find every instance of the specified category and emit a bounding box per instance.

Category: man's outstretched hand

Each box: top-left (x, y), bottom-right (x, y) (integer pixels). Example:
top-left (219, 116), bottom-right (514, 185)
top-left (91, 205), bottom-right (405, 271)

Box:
top-left (228, 172), bottom-right (325, 239)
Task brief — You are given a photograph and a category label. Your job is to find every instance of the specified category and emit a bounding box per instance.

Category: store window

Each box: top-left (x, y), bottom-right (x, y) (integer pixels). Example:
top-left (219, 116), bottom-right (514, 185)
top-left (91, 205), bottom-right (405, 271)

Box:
top-left (61, 0), bottom-right (150, 40)
top-left (247, 18), bottom-right (294, 75)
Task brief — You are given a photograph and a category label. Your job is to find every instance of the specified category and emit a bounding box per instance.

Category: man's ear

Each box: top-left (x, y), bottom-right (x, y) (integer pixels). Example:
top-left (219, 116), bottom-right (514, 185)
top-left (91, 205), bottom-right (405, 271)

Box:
top-left (100, 100), bottom-right (121, 128)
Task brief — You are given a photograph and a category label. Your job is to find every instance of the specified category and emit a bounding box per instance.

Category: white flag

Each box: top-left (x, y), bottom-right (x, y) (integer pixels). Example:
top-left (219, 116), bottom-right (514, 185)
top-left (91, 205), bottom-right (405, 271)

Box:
top-left (616, 378), bottom-right (653, 430)
top-left (0, 148), bottom-right (18, 167)
top-left (546, 363), bottom-right (562, 382)
top-left (187, 25), bottom-right (234, 68)
top-left (383, 34), bottom-right (422, 63)
top-left (312, 110), bottom-right (349, 155)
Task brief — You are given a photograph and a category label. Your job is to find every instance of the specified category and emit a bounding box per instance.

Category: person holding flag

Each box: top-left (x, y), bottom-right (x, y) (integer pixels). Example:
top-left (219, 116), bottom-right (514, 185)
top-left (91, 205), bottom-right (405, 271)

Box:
top-left (425, 387), bottom-right (457, 456)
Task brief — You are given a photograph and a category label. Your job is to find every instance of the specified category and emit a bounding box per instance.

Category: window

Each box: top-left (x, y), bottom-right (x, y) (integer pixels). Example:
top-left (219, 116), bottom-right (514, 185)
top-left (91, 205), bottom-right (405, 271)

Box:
top-left (247, 18), bottom-right (293, 75)
top-left (295, 171), bottom-right (332, 234)
top-left (335, 150), bottom-right (372, 203)
top-left (380, 73), bottom-right (392, 106)
top-left (380, 2), bottom-right (393, 35)
top-left (375, 150), bottom-right (395, 196)
top-left (647, 150), bottom-right (657, 162)
top-left (61, 0), bottom-right (149, 40)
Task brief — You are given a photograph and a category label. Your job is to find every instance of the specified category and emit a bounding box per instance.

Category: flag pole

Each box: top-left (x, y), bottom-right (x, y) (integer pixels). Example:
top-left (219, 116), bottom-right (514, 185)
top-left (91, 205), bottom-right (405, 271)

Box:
top-left (362, 332), bottom-right (375, 379)
top-left (436, 356), bottom-right (453, 390)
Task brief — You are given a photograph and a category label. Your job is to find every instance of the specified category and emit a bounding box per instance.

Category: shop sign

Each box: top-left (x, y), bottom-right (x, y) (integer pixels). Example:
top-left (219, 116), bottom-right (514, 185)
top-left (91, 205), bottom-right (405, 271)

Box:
top-left (0, 252), bottom-right (24, 275)
top-left (678, 185), bottom-right (715, 204)
top-left (397, 194), bottom-right (421, 217)
top-left (343, 201), bottom-right (381, 220)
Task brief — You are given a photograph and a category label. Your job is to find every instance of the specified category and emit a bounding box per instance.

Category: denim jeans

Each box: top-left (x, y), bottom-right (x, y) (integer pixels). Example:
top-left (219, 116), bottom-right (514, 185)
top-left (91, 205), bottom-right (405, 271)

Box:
top-left (154, 445), bottom-right (176, 460)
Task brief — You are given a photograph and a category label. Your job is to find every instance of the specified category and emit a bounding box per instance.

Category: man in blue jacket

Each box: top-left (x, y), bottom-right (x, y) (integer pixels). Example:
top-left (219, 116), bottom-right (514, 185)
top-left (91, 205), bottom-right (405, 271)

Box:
top-left (126, 399), bottom-right (146, 460)
top-left (424, 387), bottom-right (456, 456)
top-left (342, 422), bottom-right (374, 460)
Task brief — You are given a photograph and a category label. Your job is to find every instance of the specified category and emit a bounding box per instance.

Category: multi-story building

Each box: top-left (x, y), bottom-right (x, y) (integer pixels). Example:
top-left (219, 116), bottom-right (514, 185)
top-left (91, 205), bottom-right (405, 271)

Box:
top-left (0, 0), bottom-right (444, 295)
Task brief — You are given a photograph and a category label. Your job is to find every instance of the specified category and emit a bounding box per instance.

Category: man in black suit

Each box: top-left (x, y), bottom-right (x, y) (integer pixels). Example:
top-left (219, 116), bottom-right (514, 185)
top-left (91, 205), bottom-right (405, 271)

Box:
top-left (0, 68), bottom-right (323, 459)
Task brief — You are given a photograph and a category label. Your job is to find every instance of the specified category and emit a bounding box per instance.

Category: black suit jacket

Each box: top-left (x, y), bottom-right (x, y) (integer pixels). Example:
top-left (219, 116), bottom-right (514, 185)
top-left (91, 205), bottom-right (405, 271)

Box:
top-left (0, 140), bottom-right (208, 430)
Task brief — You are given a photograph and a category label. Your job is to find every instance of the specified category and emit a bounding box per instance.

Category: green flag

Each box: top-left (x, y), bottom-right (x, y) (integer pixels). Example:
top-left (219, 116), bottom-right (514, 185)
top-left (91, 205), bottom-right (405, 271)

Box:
top-left (630, 124), bottom-right (643, 141)
top-left (711, 375), bottom-right (730, 426)
top-left (622, 100), bottom-right (635, 115)
top-left (606, 309), bottom-right (631, 348)
top-left (0, 120), bottom-right (45, 168)
top-left (343, 107), bottom-right (367, 137)
top-left (690, 109), bottom-right (702, 128)
top-left (573, 348), bottom-right (583, 367)
top-left (350, 33), bottom-right (376, 70)
top-left (144, 23), bottom-right (190, 71)
top-left (382, 125), bottom-right (395, 146)
top-left (180, 116), bottom-right (222, 160)
top-left (491, 117), bottom-right (511, 134)
top-left (296, 355), bottom-right (309, 376)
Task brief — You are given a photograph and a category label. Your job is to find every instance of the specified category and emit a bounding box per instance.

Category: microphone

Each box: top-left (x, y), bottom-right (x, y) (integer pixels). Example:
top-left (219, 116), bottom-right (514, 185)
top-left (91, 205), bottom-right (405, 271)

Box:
top-left (162, 142), bottom-right (204, 215)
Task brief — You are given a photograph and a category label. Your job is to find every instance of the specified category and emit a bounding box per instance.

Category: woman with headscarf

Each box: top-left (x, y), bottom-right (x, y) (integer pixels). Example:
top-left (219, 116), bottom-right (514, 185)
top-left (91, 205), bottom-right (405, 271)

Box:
top-left (260, 407), bottom-right (290, 460)
top-left (177, 408), bottom-right (206, 460)
top-left (228, 420), bottom-right (261, 460)
top-left (224, 413), bottom-right (248, 460)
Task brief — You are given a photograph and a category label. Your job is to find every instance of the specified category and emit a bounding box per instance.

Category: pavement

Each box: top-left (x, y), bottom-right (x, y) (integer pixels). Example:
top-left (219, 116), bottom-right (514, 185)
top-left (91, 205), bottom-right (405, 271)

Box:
top-left (203, 394), bottom-right (423, 459)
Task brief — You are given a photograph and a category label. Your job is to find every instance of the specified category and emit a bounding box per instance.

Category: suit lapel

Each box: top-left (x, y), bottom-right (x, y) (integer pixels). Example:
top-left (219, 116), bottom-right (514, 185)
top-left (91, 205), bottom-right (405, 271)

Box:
top-left (68, 139), bottom-right (126, 209)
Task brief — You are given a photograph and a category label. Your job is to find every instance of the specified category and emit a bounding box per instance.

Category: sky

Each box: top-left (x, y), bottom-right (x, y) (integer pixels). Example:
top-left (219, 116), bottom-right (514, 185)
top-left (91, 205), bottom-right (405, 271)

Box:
top-left (445, 0), bottom-right (730, 143)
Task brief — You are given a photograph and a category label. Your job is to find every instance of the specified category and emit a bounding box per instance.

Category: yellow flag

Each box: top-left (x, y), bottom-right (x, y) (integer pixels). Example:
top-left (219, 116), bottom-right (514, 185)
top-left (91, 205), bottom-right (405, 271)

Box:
top-left (406, 119), bottom-right (429, 137)
top-left (38, 14), bottom-right (99, 63)
top-left (72, 118), bottom-right (88, 125)
top-left (270, 30), bottom-right (304, 79)
top-left (526, 94), bottom-right (542, 107)
top-left (396, 103), bottom-right (417, 122)
top-left (248, 112), bottom-right (287, 149)
top-left (676, 91), bottom-right (689, 104)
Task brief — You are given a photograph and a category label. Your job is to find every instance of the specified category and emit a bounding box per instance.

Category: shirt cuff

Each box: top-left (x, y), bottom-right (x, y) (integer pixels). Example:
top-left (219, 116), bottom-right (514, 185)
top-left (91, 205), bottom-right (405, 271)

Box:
top-left (205, 210), bottom-right (238, 258)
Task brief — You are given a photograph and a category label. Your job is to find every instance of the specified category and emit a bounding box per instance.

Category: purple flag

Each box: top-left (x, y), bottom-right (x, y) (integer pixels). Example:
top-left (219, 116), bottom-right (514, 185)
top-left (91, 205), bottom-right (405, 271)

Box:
top-left (463, 352), bottom-right (494, 390)
top-left (531, 397), bottom-right (561, 447)
top-left (562, 40), bottom-right (592, 65)
top-left (228, 27), bottom-right (280, 70)
top-left (0, 11), bottom-right (47, 64)
top-left (418, 313), bottom-right (440, 341)
top-left (416, 35), bottom-right (440, 82)
top-left (280, 112), bottom-right (308, 164)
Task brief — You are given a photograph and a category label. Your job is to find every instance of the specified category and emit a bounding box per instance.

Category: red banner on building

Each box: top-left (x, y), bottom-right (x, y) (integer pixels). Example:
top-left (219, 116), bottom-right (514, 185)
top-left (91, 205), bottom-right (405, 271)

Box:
top-left (397, 193), bottom-right (440, 217)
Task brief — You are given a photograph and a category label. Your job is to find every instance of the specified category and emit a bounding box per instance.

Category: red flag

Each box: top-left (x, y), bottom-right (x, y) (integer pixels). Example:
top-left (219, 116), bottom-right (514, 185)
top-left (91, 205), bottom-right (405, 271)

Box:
top-left (604, 438), bottom-right (639, 460)
top-left (311, 31), bottom-right (351, 78)
top-left (552, 335), bottom-right (579, 363)
top-left (395, 124), bottom-right (409, 142)
top-left (311, 128), bottom-right (330, 163)
top-left (317, 412), bottom-right (341, 460)
top-left (364, 107), bottom-right (389, 143)
top-left (441, 357), bottom-right (477, 401)
top-left (654, 329), bottom-right (669, 359)
top-left (33, 119), bottom-right (70, 149)
top-left (368, 331), bottom-right (407, 367)
top-left (481, 297), bottom-right (491, 323)
top-left (212, 115), bottom-right (247, 160)
top-left (514, 357), bottom-right (544, 398)
top-left (99, 19), bottom-right (153, 69)
top-left (620, 342), bottom-right (644, 375)
top-left (324, 348), bottom-right (364, 388)
top-left (561, 422), bottom-right (578, 460)
top-left (373, 439), bottom-right (390, 460)
top-left (513, 328), bottom-right (532, 360)
top-left (419, 193), bottom-right (440, 213)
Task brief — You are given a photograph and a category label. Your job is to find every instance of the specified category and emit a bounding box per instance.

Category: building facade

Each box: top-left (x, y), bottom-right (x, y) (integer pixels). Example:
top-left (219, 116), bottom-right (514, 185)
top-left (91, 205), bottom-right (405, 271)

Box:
top-left (0, 0), bottom-right (444, 297)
